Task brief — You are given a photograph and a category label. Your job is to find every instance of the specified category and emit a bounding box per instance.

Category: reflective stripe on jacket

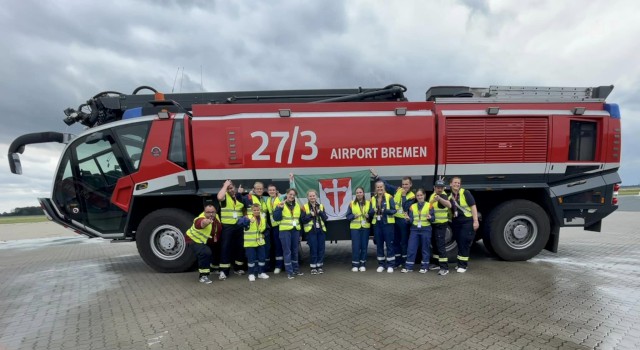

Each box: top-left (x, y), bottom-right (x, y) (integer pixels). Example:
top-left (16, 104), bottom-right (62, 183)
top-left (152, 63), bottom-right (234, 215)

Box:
top-left (303, 203), bottom-right (327, 233)
top-left (429, 192), bottom-right (450, 223)
top-left (349, 200), bottom-right (371, 229)
top-left (244, 215), bottom-right (266, 248)
top-left (409, 203), bottom-right (431, 228)
top-left (371, 193), bottom-right (395, 224)
top-left (394, 188), bottom-right (415, 218)
top-left (449, 188), bottom-right (472, 218)
top-left (279, 202), bottom-right (301, 231)
top-left (220, 192), bottom-right (244, 225)
top-left (266, 196), bottom-right (281, 227)
top-left (186, 212), bottom-right (218, 244)
top-left (249, 194), bottom-right (268, 214)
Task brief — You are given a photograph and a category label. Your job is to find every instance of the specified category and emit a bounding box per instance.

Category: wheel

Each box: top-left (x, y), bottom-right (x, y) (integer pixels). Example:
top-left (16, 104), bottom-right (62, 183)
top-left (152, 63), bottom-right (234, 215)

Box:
top-left (481, 220), bottom-right (497, 256)
top-left (444, 225), bottom-right (459, 261)
top-left (428, 225), bottom-right (458, 262)
top-left (484, 200), bottom-right (550, 261)
top-left (481, 236), bottom-right (497, 256)
top-left (136, 208), bottom-right (196, 273)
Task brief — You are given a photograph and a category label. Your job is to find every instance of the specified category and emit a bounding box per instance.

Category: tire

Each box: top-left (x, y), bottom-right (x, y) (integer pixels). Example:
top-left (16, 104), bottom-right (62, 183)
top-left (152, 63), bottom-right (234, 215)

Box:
top-left (136, 208), bottom-right (196, 273)
top-left (481, 236), bottom-right (497, 256)
top-left (429, 225), bottom-right (458, 262)
top-left (444, 225), bottom-right (459, 261)
top-left (484, 200), bottom-right (550, 261)
top-left (481, 220), bottom-right (497, 256)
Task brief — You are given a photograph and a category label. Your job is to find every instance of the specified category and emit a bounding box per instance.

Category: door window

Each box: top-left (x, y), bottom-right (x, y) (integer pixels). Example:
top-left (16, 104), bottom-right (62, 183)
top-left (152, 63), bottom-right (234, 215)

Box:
top-left (569, 121), bottom-right (597, 161)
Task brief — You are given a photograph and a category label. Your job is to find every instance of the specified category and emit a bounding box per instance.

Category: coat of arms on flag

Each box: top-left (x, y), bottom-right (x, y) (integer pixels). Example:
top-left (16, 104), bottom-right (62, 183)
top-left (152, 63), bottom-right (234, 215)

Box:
top-left (318, 178), bottom-right (352, 220)
top-left (293, 170), bottom-right (371, 221)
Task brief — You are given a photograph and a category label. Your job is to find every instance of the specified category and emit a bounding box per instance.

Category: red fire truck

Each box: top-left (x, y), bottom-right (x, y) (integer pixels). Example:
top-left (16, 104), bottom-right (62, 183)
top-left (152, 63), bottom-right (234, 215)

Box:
top-left (8, 84), bottom-right (621, 272)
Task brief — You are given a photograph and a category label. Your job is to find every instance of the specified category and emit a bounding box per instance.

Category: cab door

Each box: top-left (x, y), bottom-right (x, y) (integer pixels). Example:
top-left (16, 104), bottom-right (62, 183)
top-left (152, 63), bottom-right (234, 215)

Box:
top-left (51, 121), bottom-right (152, 236)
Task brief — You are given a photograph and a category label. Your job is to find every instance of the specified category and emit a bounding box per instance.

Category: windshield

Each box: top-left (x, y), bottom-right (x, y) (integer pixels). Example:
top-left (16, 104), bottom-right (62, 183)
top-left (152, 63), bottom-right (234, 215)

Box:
top-left (51, 120), bottom-right (151, 234)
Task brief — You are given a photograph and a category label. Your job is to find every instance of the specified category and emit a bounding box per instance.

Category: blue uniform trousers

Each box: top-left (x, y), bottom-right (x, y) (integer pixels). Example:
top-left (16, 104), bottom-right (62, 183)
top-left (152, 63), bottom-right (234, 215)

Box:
top-left (350, 228), bottom-right (369, 267)
top-left (373, 222), bottom-right (395, 267)
top-left (279, 229), bottom-right (300, 275)
top-left (271, 226), bottom-right (284, 269)
top-left (393, 220), bottom-right (409, 266)
top-left (190, 242), bottom-right (212, 274)
top-left (245, 245), bottom-right (266, 276)
top-left (405, 227), bottom-right (432, 271)
top-left (263, 230), bottom-right (271, 270)
top-left (306, 229), bottom-right (326, 269)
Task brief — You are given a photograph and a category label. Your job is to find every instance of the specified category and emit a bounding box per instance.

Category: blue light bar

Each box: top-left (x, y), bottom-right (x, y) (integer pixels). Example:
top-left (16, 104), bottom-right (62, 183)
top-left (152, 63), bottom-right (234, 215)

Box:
top-left (604, 103), bottom-right (621, 119)
top-left (123, 107), bottom-right (142, 120)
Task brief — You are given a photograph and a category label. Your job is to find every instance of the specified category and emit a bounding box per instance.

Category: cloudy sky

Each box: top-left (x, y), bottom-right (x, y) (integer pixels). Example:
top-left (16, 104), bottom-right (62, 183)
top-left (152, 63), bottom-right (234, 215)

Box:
top-left (1, 0), bottom-right (639, 213)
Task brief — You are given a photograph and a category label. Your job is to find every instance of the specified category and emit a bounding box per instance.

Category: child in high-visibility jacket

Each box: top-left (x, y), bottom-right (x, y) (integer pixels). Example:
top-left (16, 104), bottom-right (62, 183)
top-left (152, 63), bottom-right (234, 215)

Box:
top-left (402, 189), bottom-right (434, 273)
top-left (301, 189), bottom-right (328, 274)
top-left (238, 204), bottom-right (270, 282)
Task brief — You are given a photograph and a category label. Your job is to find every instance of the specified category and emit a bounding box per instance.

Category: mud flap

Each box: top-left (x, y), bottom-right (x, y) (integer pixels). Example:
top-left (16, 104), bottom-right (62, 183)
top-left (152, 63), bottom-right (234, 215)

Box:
top-left (584, 220), bottom-right (602, 232)
top-left (544, 223), bottom-right (560, 253)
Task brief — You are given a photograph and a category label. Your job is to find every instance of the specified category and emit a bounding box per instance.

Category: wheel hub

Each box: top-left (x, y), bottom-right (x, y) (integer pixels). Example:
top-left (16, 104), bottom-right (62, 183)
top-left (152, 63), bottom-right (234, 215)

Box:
top-left (513, 224), bottom-right (529, 239)
top-left (503, 215), bottom-right (538, 250)
top-left (159, 234), bottom-right (176, 250)
top-left (150, 225), bottom-right (186, 261)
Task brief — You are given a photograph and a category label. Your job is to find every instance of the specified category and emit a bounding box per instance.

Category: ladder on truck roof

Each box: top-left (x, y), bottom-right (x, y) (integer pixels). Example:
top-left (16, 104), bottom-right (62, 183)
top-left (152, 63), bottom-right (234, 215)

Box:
top-left (425, 85), bottom-right (614, 102)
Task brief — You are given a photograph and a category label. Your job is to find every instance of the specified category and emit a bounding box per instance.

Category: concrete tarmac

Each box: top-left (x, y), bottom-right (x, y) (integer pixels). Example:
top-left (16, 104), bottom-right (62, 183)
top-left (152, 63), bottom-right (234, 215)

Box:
top-left (0, 199), bottom-right (639, 349)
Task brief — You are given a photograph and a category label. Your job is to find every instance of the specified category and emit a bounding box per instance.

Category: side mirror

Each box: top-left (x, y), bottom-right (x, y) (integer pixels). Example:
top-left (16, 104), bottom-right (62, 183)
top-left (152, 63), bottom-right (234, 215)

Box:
top-left (7, 132), bottom-right (75, 175)
top-left (8, 153), bottom-right (22, 174)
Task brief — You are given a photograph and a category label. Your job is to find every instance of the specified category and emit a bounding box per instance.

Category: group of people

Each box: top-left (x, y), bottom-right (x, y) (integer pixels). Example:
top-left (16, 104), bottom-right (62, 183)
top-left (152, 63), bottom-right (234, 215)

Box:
top-left (185, 170), bottom-right (479, 284)
top-left (364, 169), bottom-right (479, 277)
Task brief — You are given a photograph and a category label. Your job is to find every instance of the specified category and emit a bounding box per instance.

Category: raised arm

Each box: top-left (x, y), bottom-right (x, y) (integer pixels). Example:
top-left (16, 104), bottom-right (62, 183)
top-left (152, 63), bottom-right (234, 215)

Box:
top-left (217, 180), bottom-right (232, 201)
top-left (273, 202), bottom-right (285, 221)
top-left (369, 168), bottom-right (398, 193)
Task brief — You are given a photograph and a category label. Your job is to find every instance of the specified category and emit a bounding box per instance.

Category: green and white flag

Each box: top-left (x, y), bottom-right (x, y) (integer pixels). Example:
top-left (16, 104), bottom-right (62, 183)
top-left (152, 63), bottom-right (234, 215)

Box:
top-left (293, 170), bottom-right (371, 221)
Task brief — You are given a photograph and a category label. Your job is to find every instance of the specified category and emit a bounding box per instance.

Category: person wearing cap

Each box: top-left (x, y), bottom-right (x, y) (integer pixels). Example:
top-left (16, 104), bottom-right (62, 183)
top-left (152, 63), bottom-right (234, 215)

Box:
top-left (429, 179), bottom-right (453, 276)
top-left (449, 177), bottom-right (479, 273)
top-left (369, 168), bottom-right (415, 269)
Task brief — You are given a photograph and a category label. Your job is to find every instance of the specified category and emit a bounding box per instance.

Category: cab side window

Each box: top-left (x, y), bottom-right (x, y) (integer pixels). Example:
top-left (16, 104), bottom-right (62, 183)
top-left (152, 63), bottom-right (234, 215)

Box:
top-left (113, 122), bottom-right (151, 171)
top-left (568, 121), bottom-right (597, 161)
top-left (168, 119), bottom-right (187, 168)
